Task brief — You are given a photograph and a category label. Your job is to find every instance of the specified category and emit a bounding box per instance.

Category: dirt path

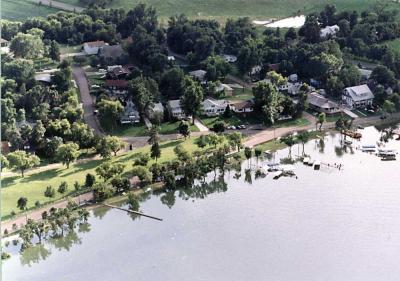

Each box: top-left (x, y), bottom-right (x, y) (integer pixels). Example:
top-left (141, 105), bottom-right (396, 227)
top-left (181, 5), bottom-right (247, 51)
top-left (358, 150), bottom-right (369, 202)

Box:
top-left (72, 66), bottom-right (105, 136)
top-left (28, 0), bottom-right (85, 12)
top-left (2, 192), bottom-right (94, 234)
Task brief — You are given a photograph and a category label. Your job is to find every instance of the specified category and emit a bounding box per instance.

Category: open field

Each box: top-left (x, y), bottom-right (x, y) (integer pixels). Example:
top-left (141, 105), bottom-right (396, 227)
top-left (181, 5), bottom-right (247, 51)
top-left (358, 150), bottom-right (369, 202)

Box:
top-left (2, 0), bottom-right (60, 20)
top-left (2, 137), bottom-right (202, 218)
top-left (384, 39), bottom-right (400, 54)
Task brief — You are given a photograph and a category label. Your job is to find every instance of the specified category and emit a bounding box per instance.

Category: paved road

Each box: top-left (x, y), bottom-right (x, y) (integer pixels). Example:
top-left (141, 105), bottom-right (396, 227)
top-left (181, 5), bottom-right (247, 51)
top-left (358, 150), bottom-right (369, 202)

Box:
top-left (72, 66), bottom-right (105, 136)
top-left (2, 192), bottom-right (94, 234)
top-left (28, 0), bottom-right (84, 12)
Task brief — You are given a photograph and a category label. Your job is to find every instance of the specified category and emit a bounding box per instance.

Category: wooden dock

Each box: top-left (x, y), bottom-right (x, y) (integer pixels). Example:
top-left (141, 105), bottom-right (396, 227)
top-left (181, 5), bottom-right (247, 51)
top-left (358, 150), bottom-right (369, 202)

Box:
top-left (102, 203), bottom-right (163, 221)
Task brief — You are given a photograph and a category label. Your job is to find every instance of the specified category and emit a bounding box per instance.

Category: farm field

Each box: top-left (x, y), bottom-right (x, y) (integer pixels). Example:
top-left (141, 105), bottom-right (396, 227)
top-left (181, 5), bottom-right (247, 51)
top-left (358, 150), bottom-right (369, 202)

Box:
top-left (2, 0), bottom-right (60, 21)
top-left (4, 0), bottom-right (396, 22)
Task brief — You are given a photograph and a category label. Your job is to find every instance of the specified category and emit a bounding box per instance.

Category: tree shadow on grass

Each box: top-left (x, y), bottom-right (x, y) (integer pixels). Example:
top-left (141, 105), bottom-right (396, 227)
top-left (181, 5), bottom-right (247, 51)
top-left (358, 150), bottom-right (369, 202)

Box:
top-left (159, 139), bottom-right (183, 149)
top-left (60, 159), bottom-right (105, 178)
top-left (20, 168), bottom-right (61, 184)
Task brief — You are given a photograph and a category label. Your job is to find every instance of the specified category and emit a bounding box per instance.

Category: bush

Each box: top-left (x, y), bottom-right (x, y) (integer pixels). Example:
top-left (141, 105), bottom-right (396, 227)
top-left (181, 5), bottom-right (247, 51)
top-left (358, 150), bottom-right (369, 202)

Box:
top-left (134, 153), bottom-right (150, 166)
top-left (74, 181), bottom-right (80, 191)
top-left (44, 186), bottom-right (55, 198)
top-left (58, 181), bottom-right (68, 194)
top-left (4, 229), bottom-right (8, 235)
top-left (35, 201), bottom-right (41, 208)
top-left (85, 173), bottom-right (96, 187)
top-left (10, 210), bottom-right (16, 217)
top-left (1, 252), bottom-right (10, 260)
top-left (213, 121), bottom-right (226, 133)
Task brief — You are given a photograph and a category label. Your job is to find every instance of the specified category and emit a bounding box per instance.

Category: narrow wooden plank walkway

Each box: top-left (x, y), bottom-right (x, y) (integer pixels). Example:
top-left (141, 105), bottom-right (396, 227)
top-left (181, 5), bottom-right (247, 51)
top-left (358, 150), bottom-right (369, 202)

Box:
top-left (102, 203), bottom-right (163, 221)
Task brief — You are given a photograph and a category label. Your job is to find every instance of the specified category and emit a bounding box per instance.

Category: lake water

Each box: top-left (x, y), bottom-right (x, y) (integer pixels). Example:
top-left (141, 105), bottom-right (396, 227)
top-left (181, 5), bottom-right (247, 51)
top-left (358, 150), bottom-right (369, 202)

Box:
top-left (3, 126), bottom-right (400, 281)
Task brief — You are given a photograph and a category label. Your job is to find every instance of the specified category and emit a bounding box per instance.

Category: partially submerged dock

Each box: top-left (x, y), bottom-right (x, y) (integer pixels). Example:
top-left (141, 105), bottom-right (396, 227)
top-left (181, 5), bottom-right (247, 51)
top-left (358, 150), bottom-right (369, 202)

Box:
top-left (102, 203), bottom-right (163, 221)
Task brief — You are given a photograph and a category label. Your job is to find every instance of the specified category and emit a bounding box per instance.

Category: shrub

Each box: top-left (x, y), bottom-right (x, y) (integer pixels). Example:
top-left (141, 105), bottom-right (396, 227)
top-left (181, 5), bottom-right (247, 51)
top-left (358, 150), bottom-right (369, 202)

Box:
top-left (35, 201), bottom-right (41, 208)
top-left (85, 173), bottom-right (96, 187)
top-left (44, 186), bottom-right (55, 198)
top-left (58, 181), bottom-right (68, 194)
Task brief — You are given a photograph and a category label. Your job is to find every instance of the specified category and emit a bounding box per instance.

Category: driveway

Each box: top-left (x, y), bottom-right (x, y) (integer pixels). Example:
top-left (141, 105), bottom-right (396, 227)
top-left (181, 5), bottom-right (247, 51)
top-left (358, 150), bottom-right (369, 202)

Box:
top-left (72, 66), bottom-right (104, 136)
top-left (194, 118), bottom-right (209, 132)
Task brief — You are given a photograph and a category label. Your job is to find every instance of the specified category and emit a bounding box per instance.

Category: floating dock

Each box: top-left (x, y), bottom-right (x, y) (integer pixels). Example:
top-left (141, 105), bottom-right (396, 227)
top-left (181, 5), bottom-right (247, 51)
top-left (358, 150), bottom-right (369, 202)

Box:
top-left (102, 203), bottom-right (163, 221)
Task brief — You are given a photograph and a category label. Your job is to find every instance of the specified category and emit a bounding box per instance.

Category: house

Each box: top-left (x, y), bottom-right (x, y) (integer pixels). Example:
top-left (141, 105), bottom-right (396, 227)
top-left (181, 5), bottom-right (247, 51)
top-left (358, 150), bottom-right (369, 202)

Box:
top-left (223, 54), bottom-right (237, 63)
top-left (230, 100), bottom-right (254, 114)
top-left (189, 70), bottom-right (207, 82)
top-left (99, 44), bottom-right (127, 62)
top-left (120, 100), bottom-right (140, 124)
top-left (287, 82), bottom-right (303, 96)
top-left (148, 102), bottom-right (165, 120)
top-left (342, 84), bottom-right (374, 109)
top-left (0, 38), bottom-right (9, 47)
top-left (320, 25), bottom-right (339, 38)
top-left (288, 74), bottom-right (298, 82)
top-left (34, 73), bottom-right (52, 84)
top-left (83, 40), bottom-right (107, 55)
top-left (307, 92), bottom-right (341, 114)
top-left (215, 83), bottom-right (233, 96)
top-left (167, 56), bottom-right (175, 61)
top-left (358, 68), bottom-right (372, 80)
top-left (107, 66), bottom-right (131, 79)
top-left (1, 141), bottom-right (11, 155)
top-left (105, 80), bottom-right (129, 95)
top-left (167, 99), bottom-right (186, 120)
top-left (201, 99), bottom-right (230, 117)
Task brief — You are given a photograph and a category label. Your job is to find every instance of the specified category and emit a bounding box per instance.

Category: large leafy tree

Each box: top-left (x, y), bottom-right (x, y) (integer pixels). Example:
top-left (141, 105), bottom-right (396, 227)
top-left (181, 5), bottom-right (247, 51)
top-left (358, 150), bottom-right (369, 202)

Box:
top-left (7, 150), bottom-right (40, 177)
top-left (10, 33), bottom-right (44, 59)
top-left (252, 82), bottom-right (279, 125)
top-left (97, 99), bottom-right (124, 131)
top-left (180, 77), bottom-right (204, 124)
top-left (95, 162), bottom-right (125, 182)
top-left (57, 143), bottom-right (80, 168)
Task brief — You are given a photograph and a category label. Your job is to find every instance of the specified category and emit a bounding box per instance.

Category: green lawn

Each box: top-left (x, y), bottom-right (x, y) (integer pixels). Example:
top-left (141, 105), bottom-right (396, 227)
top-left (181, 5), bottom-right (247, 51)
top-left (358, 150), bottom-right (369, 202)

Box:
top-left (2, 137), bottom-right (202, 218)
top-left (110, 121), bottom-right (199, 137)
top-left (274, 117), bottom-right (310, 128)
top-left (228, 88), bottom-right (254, 101)
top-left (60, 44), bottom-right (82, 54)
top-left (201, 112), bottom-right (261, 128)
top-left (2, 0), bottom-right (60, 21)
top-left (33, 58), bottom-right (59, 71)
top-left (383, 39), bottom-right (400, 54)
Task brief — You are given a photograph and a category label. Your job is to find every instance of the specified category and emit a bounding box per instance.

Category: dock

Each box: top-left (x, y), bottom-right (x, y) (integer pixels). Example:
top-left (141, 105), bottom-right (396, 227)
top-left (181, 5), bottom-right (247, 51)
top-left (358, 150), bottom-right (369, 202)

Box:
top-left (102, 203), bottom-right (163, 221)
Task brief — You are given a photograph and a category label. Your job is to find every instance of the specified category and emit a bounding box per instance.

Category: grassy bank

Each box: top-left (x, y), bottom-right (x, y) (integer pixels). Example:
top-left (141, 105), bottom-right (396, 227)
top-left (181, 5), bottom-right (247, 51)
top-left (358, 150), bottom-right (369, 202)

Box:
top-left (2, 137), bottom-right (200, 218)
top-left (2, 0), bottom-right (60, 21)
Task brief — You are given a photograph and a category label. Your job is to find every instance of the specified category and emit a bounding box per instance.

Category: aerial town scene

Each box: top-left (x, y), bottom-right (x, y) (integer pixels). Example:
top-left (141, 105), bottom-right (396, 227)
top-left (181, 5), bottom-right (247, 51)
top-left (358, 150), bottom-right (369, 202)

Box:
top-left (1, 0), bottom-right (400, 280)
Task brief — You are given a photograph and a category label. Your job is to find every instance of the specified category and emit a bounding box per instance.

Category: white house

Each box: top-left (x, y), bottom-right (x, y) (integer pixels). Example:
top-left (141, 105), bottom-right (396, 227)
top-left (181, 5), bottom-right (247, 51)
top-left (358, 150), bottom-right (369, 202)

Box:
top-left (83, 40), bottom-right (107, 55)
top-left (320, 25), bottom-right (340, 38)
top-left (201, 99), bottom-right (230, 117)
top-left (120, 100), bottom-right (140, 124)
top-left (167, 100), bottom-right (186, 120)
top-left (342, 84), bottom-right (374, 109)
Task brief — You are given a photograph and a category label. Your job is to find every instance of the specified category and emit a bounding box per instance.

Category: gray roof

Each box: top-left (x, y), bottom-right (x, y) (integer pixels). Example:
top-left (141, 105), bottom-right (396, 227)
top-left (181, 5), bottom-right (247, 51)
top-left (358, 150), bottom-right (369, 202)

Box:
top-left (168, 99), bottom-right (181, 109)
top-left (34, 73), bottom-right (52, 83)
top-left (100, 44), bottom-right (127, 59)
top-left (308, 92), bottom-right (339, 109)
top-left (344, 84), bottom-right (374, 102)
top-left (189, 70), bottom-right (207, 80)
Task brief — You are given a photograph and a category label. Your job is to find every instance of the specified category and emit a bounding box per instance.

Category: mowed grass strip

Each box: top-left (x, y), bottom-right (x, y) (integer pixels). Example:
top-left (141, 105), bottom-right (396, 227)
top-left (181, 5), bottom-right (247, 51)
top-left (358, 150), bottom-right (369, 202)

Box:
top-left (2, 0), bottom-right (60, 21)
top-left (2, 137), bottom-right (200, 217)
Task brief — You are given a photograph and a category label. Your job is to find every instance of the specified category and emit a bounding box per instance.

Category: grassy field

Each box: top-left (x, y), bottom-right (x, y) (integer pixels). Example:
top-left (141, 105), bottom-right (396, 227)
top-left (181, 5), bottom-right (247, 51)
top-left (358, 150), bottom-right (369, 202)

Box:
top-left (107, 0), bottom-right (385, 22)
top-left (228, 88), bottom-right (254, 101)
top-left (2, 137), bottom-right (202, 218)
top-left (107, 121), bottom-right (199, 137)
top-left (2, 0), bottom-right (60, 21)
top-left (384, 39), bottom-right (400, 54)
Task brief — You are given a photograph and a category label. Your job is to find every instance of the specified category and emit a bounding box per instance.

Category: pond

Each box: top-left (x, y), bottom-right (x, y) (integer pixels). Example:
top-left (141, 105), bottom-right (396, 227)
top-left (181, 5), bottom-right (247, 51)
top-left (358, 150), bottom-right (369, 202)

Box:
top-left (3, 125), bottom-right (400, 281)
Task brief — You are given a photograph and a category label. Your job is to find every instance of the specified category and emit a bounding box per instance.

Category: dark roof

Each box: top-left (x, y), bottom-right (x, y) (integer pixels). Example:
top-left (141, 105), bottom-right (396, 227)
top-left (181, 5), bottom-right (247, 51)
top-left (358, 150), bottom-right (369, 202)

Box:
top-left (110, 66), bottom-right (131, 77)
top-left (307, 92), bottom-right (339, 109)
top-left (231, 100), bottom-right (253, 110)
top-left (105, 80), bottom-right (129, 88)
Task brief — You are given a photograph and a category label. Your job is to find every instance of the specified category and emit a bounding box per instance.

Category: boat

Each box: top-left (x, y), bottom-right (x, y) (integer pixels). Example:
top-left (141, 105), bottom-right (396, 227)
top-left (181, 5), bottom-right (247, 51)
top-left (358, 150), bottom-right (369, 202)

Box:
top-left (381, 154), bottom-right (396, 161)
top-left (357, 125), bottom-right (364, 129)
top-left (264, 150), bottom-right (272, 156)
top-left (313, 161), bottom-right (321, 170)
top-left (303, 157), bottom-right (310, 165)
top-left (377, 148), bottom-right (397, 156)
top-left (273, 171), bottom-right (283, 179)
top-left (342, 140), bottom-right (352, 145)
top-left (266, 162), bottom-right (280, 172)
top-left (361, 145), bottom-right (376, 152)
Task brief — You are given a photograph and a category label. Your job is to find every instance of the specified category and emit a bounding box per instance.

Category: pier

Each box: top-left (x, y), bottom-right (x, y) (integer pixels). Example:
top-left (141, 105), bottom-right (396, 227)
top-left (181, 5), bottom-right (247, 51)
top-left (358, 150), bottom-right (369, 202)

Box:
top-left (102, 203), bottom-right (163, 221)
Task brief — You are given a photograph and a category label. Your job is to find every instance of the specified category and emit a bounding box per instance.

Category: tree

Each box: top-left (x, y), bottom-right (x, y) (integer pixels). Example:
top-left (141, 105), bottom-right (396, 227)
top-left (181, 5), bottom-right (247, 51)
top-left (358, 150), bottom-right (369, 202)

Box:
top-left (17, 197), bottom-right (28, 217)
top-left (134, 153), bottom-right (150, 166)
top-left (280, 134), bottom-right (296, 158)
top-left (244, 147), bottom-right (252, 167)
top-left (297, 131), bottom-right (311, 155)
top-left (95, 162), bottom-right (125, 182)
top-left (147, 126), bottom-right (160, 145)
top-left (382, 100), bottom-right (396, 117)
top-left (254, 147), bottom-right (262, 162)
top-left (7, 150), bottom-right (40, 177)
top-left (49, 40), bottom-right (60, 61)
top-left (150, 142), bottom-right (161, 162)
top-left (317, 113), bottom-right (326, 131)
top-left (97, 99), bottom-right (124, 131)
top-left (159, 68), bottom-right (185, 99)
top-left (178, 121), bottom-right (191, 139)
top-left (57, 143), bottom-right (79, 168)
top-left (227, 132), bottom-right (243, 151)
top-left (58, 182), bottom-right (68, 194)
top-left (371, 65), bottom-right (395, 86)
top-left (127, 193), bottom-right (140, 211)
top-left (252, 82), bottom-right (279, 125)
top-left (213, 121), bottom-right (226, 134)
top-left (131, 165), bottom-right (152, 184)
top-left (180, 76), bottom-right (204, 124)
top-left (195, 135), bottom-right (208, 149)
top-left (44, 186), bottom-right (55, 198)
top-left (105, 136), bottom-right (125, 156)
top-left (1, 155), bottom-right (9, 172)
top-left (10, 33), bottom-right (44, 59)
top-left (92, 183), bottom-right (114, 202)
top-left (85, 173), bottom-right (96, 187)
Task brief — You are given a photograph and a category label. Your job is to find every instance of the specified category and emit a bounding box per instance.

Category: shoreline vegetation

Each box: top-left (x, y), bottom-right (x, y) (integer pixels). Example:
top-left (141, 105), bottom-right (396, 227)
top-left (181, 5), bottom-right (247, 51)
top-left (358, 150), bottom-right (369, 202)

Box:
top-left (3, 112), bottom-right (400, 237)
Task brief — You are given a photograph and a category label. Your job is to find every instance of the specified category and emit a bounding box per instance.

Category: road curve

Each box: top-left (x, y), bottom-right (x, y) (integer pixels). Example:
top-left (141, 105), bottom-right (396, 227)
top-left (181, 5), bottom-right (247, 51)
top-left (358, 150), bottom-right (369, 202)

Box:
top-left (72, 66), bottom-right (105, 136)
